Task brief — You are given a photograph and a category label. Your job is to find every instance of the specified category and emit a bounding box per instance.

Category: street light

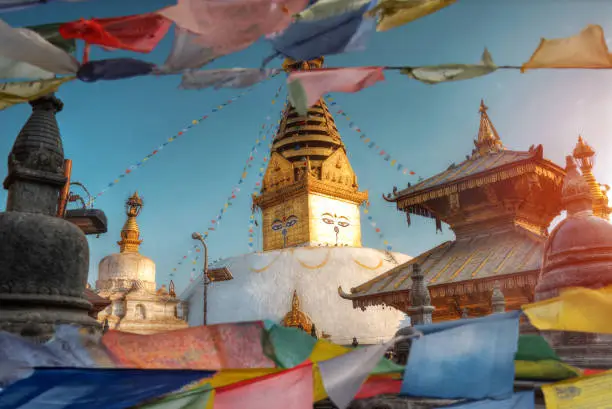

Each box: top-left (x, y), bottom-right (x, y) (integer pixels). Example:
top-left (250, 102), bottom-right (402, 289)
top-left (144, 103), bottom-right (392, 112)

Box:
top-left (192, 232), bottom-right (209, 326)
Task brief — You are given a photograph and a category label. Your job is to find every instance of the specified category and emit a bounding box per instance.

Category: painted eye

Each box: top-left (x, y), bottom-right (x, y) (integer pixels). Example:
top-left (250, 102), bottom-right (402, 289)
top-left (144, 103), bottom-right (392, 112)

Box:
top-left (285, 216), bottom-right (298, 227)
top-left (322, 218), bottom-right (334, 225)
top-left (337, 221), bottom-right (350, 228)
top-left (271, 220), bottom-right (283, 231)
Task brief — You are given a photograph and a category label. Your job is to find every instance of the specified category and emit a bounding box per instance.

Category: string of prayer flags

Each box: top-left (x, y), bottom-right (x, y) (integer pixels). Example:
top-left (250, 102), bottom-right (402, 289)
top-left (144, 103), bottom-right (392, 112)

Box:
top-left (160, 0), bottom-right (308, 55)
top-left (542, 370), bottom-right (612, 409)
top-left (295, 0), bottom-right (371, 21)
top-left (0, 76), bottom-right (75, 111)
top-left (268, 0), bottom-right (375, 62)
top-left (30, 23), bottom-right (76, 54)
top-left (155, 27), bottom-right (218, 74)
top-left (0, 18), bottom-right (79, 75)
top-left (77, 58), bottom-right (155, 82)
top-left (214, 364), bottom-right (313, 409)
top-left (318, 337), bottom-right (398, 409)
top-left (514, 335), bottom-right (581, 381)
top-left (288, 67), bottom-right (384, 115)
top-left (170, 245), bottom-right (198, 278)
top-left (180, 68), bottom-right (281, 90)
top-left (59, 13), bottom-right (171, 54)
top-left (248, 146), bottom-right (272, 250)
top-left (439, 391), bottom-right (535, 409)
top-left (0, 368), bottom-right (216, 409)
top-left (361, 202), bottom-right (393, 251)
top-left (91, 81), bottom-right (268, 204)
top-left (367, 0), bottom-right (456, 32)
top-left (522, 25), bottom-right (612, 72)
top-left (522, 285), bottom-right (612, 334)
top-left (402, 311), bottom-right (520, 400)
top-left (326, 96), bottom-right (418, 177)
top-left (401, 48), bottom-right (497, 85)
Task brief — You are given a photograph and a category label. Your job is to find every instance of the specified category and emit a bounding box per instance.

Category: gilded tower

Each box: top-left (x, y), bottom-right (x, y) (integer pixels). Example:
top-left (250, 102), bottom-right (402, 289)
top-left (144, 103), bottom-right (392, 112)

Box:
top-left (253, 58), bottom-right (368, 251)
top-left (119, 191), bottom-right (144, 253)
top-left (572, 136), bottom-right (611, 219)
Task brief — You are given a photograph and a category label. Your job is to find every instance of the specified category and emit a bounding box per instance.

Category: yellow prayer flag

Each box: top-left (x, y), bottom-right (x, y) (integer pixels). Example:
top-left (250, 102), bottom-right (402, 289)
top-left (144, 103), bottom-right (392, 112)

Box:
top-left (542, 370), bottom-right (612, 409)
top-left (0, 76), bottom-right (75, 111)
top-left (522, 286), bottom-right (612, 334)
top-left (369, 0), bottom-right (456, 32)
top-left (522, 25), bottom-right (612, 72)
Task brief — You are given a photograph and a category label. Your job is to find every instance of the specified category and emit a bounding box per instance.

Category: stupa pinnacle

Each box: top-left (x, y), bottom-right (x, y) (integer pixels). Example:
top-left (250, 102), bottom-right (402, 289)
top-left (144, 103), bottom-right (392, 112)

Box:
top-left (253, 57), bottom-right (368, 251)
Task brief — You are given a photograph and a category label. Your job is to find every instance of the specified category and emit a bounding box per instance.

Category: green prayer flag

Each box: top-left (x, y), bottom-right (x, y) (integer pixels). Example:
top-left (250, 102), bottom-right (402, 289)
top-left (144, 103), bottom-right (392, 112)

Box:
top-left (29, 23), bottom-right (76, 54)
top-left (136, 384), bottom-right (212, 409)
top-left (262, 324), bottom-right (317, 368)
top-left (515, 335), bottom-right (559, 362)
top-left (515, 360), bottom-right (581, 381)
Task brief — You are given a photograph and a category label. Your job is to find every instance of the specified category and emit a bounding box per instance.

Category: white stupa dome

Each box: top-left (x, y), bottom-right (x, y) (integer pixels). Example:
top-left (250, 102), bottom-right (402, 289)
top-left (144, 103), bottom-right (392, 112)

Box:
top-left (181, 246), bottom-right (410, 345)
top-left (97, 252), bottom-right (156, 292)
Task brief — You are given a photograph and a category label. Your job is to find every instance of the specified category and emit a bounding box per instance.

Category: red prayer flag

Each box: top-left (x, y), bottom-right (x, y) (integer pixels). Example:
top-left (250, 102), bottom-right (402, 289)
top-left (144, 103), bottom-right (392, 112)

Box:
top-left (215, 364), bottom-right (313, 409)
top-left (59, 13), bottom-right (171, 53)
top-left (355, 377), bottom-right (402, 399)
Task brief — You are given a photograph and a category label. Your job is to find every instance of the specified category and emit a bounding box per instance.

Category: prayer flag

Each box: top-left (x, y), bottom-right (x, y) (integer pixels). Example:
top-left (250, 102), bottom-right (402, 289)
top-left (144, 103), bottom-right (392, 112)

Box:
top-left (269, 0), bottom-right (374, 61)
top-left (402, 311), bottom-right (520, 400)
top-left (0, 77), bottom-right (74, 111)
top-left (263, 324), bottom-right (317, 368)
top-left (0, 368), bottom-right (215, 409)
top-left (522, 286), bottom-right (612, 334)
top-left (30, 22), bottom-right (76, 53)
top-left (288, 67), bottom-right (384, 115)
top-left (0, 19), bottom-right (79, 75)
top-left (180, 68), bottom-right (279, 90)
top-left (402, 48), bottom-right (497, 84)
top-left (102, 322), bottom-right (276, 369)
top-left (318, 338), bottom-right (397, 409)
top-left (156, 27), bottom-right (217, 74)
top-left (436, 391), bottom-right (535, 409)
top-left (214, 364), bottom-right (313, 409)
top-left (522, 25), bottom-right (612, 71)
top-left (368, 0), bottom-right (456, 32)
top-left (77, 58), bottom-right (155, 82)
top-left (295, 0), bottom-right (371, 21)
top-left (514, 334), bottom-right (580, 381)
top-left (542, 370), bottom-right (612, 409)
top-left (59, 13), bottom-right (171, 53)
top-left (160, 0), bottom-right (307, 55)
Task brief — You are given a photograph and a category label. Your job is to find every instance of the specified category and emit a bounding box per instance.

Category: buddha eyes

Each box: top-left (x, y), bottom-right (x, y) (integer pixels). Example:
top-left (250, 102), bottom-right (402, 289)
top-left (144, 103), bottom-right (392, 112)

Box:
top-left (322, 217), bottom-right (335, 225)
top-left (321, 214), bottom-right (350, 227)
top-left (271, 220), bottom-right (283, 231)
top-left (285, 216), bottom-right (298, 227)
top-left (271, 216), bottom-right (298, 230)
top-left (337, 220), bottom-right (350, 228)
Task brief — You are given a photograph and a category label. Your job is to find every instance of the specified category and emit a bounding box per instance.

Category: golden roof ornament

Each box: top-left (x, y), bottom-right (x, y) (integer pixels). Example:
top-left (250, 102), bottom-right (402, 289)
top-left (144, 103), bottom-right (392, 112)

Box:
top-left (572, 135), bottom-right (611, 219)
top-left (474, 100), bottom-right (504, 156)
top-left (281, 290), bottom-right (313, 333)
top-left (561, 155), bottom-right (592, 216)
top-left (118, 191), bottom-right (144, 253)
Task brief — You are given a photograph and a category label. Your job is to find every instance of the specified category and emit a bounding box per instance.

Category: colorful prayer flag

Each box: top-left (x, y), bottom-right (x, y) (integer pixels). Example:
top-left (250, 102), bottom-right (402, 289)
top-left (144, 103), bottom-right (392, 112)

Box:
top-left (522, 286), bottom-right (612, 334)
top-left (514, 334), bottom-right (580, 381)
top-left (522, 25), bottom-right (612, 71)
top-left (402, 48), bottom-right (497, 84)
top-left (30, 22), bottom-right (76, 53)
top-left (542, 370), bottom-right (612, 409)
top-left (77, 58), bottom-right (155, 82)
top-left (156, 27), bottom-right (217, 74)
top-left (318, 337), bottom-right (397, 409)
top-left (402, 311), bottom-right (520, 400)
top-left (0, 77), bottom-right (75, 111)
top-left (438, 391), bottom-right (535, 409)
top-left (0, 368), bottom-right (215, 409)
top-left (368, 0), bottom-right (456, 32)
top-left (59, 13), bottom-right (171, 53)
top-left (288, 67), bottom-right (385, 115)
top-left (180, 68), bottom-right (279, 90)
top-left (0, 19), bottom-right (79, 75)
top-left (214, 364), bottom-right (313, 409)
top-left (102, 322), bottom-right (276, 370)
top-left (295, 0), bottom-right (371, 21)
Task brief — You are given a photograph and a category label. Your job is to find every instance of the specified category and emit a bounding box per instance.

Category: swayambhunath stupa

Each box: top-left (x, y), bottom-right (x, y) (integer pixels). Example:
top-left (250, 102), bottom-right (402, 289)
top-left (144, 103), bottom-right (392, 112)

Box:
top-left (3, 1), bottom-right (612, 408)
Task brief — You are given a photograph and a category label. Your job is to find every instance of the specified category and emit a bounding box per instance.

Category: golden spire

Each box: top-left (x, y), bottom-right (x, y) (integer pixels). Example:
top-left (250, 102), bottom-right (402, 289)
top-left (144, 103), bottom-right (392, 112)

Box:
top-left (474, 100), bottom-right (504, 155)
top-left (118, 191), bottom-right (143, 253)
top-left (281, 290), bottom-right (313, 332)
top-left (572, 135), bottom-right (611, 219)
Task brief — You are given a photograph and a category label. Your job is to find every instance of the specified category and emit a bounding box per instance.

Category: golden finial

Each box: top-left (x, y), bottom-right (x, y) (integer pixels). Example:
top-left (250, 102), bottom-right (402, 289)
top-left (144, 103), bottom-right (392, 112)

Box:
top-left (118, 191), bottom-right (143, 253)
top-left (573, 135), bottom-right (595, 170)
top-left (474, 99), bottom-right (503, 155)
top-left (572, 136), bottom-right (610, 218)
top-left (282, 57), bottom-right (325, 72)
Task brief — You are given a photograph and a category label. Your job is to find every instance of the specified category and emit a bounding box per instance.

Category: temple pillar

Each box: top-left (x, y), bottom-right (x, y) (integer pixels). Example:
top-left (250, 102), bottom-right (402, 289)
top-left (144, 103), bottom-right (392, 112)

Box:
top-left (0, 95), bottom-right (96, 340)
top-left (491, 281), bottom-right (506, 313)
top-left (407, 263), bottom-right (434, 325)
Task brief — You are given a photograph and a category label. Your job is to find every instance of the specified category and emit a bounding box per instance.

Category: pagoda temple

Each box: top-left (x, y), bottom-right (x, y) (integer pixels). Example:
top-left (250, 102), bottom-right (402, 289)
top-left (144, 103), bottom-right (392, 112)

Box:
top-left (180, 58), bottom-right (410, 345)
top-left (340, 101), bottom-right (570, 321)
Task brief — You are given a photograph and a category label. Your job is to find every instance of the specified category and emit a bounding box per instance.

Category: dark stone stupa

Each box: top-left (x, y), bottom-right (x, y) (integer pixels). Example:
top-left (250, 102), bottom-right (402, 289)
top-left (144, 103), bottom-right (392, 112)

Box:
top-left (0, 95), bottom-right (96, 340)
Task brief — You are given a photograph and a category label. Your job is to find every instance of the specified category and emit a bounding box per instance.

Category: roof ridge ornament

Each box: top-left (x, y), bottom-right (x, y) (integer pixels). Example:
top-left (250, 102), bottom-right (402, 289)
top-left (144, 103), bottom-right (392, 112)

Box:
top-left (474, 99), bottom-right (504, 156)
top-left (561, 155), bottom-right (592, 215)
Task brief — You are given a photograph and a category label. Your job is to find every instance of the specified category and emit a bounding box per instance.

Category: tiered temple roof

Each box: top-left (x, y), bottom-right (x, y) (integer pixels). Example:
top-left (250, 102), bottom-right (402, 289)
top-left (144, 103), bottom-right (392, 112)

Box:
top-left (340, 101), bottom-right (567, 321)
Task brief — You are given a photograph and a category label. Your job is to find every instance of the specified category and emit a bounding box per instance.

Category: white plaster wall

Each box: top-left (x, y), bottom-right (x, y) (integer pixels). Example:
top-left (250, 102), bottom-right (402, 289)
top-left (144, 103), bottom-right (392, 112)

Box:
top-left (183, 247), bottom-right (411, 344)
top-left (98, 253), bottom-right (156, 285)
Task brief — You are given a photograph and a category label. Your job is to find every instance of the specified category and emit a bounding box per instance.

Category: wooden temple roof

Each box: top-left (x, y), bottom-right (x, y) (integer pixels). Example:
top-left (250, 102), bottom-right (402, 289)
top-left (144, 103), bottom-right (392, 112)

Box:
top-left (339, 227), bottom-right (543, 301)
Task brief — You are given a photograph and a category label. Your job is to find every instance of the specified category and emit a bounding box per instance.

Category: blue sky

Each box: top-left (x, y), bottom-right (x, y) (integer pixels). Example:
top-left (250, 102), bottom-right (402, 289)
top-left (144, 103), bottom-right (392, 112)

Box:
top-left (2, 0), bottom-right (612, 293)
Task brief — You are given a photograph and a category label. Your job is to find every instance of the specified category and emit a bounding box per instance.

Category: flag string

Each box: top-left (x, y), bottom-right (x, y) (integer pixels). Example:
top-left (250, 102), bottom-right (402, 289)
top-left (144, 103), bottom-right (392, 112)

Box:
top-left (170, 84), bottom-right (285, 279)
top-left (88, 78), bottom-right (273, 206)
top-left (324, 96), bottom-right (419, 178)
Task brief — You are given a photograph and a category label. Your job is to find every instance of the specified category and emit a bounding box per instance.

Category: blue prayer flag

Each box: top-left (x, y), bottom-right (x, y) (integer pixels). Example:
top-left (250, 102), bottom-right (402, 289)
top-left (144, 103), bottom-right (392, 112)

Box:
top-left (0, 368), bottom-right (215, 409)
top-left (402, 311), bottom-right (520, 400)
top-left (77, 58), bottom-right (155, 82)
top-left (434, 391), bottom-right (534, 409)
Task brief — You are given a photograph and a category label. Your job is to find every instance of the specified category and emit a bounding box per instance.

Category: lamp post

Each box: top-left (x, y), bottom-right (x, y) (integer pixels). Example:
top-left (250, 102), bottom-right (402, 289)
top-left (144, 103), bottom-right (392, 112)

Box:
top-left (191, 232), bottom-right (209, 325)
